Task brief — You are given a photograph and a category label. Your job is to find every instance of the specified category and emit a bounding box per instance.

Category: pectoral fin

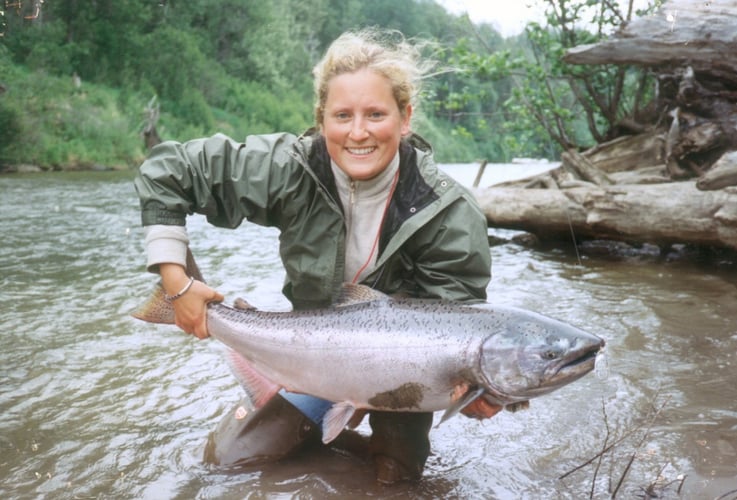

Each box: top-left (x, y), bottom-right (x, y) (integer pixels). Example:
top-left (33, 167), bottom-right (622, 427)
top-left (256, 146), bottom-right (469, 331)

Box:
top-left (321, 401), bottom-right (357, 444)
top-left (225, 349), bottom-right (281, 409)
top-left (439, 386), bottom-right (485, 425)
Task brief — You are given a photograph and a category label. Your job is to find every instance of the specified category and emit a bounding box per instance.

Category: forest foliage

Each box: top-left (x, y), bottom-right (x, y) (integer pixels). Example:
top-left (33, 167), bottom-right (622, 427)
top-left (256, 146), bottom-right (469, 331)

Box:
top-left (0, 0), bottom-right (655, 169)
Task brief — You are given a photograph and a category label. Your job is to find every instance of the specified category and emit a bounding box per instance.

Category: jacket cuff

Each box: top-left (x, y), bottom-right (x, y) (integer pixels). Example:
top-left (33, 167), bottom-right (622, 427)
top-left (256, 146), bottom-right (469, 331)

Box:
top-left (144, 225), bottom-right (189, 273)
top-left (140, 201), bottom-right (187, 227)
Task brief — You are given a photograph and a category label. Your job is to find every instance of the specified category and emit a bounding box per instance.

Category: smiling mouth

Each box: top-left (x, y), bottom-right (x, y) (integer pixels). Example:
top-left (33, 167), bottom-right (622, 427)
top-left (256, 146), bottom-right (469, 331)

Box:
top-left (347, 146), bottom-right (377, 155)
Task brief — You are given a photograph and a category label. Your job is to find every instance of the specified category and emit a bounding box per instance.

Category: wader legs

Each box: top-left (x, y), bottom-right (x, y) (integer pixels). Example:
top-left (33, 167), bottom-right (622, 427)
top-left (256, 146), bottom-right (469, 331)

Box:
top-left (368, 411), bottom-right (433, 484)
top-left (204, 396), bottom-right (433, 485)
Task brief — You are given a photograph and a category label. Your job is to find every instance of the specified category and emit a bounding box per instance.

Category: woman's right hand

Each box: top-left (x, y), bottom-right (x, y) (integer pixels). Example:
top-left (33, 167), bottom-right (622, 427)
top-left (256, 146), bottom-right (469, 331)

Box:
top-left (160, 263), bottom-right (224, 339)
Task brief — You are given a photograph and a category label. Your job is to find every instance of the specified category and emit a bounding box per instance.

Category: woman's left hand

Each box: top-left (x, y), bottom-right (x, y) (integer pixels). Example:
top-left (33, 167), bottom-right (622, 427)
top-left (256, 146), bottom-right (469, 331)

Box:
top-left (460, 398), bottom-right (503, 420)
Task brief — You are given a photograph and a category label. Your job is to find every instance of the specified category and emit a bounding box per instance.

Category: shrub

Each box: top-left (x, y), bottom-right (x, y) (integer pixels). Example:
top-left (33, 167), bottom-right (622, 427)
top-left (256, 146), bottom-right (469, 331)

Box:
top-left (0, 100), bottom-right (22, 162)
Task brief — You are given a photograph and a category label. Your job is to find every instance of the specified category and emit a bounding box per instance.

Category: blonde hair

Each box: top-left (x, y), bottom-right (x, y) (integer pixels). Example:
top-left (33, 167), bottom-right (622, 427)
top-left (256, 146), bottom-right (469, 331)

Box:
top-left (313, 28), bottom-right (432, 127)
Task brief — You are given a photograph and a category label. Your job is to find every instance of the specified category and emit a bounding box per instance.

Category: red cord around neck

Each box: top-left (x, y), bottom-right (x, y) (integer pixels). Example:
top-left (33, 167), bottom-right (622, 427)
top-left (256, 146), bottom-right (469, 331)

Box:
top-left (350, 168), bottom-right (400, 284)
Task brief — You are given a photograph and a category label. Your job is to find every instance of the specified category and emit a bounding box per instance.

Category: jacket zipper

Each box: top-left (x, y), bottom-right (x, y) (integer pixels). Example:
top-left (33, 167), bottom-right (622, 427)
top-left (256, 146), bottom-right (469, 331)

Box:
top-left (349, 180), bottom-right (356, 206)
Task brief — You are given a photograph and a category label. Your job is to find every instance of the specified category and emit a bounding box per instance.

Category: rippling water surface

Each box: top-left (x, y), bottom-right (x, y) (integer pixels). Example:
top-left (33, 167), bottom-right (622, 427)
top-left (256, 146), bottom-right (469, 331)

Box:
top-left (2, 171), bottom-right (736, 499)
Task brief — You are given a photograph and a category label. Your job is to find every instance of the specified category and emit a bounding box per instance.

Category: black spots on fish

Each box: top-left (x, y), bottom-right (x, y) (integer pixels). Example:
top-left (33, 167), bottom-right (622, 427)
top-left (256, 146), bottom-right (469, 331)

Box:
top-left (508, 320), bottom-right (558, 343)
top-left (131, 282), bottom-right (176, 324)
top-left (368, 382), bottom-right (427, 410)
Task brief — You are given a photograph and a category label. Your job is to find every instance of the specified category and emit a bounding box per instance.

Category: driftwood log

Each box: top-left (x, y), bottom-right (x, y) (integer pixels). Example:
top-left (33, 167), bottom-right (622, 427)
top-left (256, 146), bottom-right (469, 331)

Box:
top-left (474, 182), bottom-right (737, 249)
top-left (697, 151), bottom-right (737, 191)
top-left (474, 0), bottom-right (737, 252)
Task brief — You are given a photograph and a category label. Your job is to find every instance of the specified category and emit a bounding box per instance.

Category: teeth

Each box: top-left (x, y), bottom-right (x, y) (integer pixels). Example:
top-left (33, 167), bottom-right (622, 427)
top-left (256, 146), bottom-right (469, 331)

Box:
top-left (348, 147), bottom-right (375, 155)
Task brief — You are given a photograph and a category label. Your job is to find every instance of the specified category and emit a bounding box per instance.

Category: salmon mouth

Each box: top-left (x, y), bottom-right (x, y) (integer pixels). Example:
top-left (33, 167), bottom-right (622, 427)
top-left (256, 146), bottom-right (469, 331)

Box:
top-left (562, 347), bottom-right (599, 370)
top-left (554, 339), bottom-right (606, 381)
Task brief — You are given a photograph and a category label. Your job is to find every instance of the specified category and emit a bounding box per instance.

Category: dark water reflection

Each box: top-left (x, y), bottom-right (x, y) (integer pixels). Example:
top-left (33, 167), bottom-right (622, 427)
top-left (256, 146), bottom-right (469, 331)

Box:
top-left (1, 171), bottom-right (736, 499)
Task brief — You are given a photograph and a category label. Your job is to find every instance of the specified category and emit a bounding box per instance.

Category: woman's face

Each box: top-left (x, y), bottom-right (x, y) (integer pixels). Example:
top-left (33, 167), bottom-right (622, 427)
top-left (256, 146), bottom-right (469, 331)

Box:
top-left (321, 68), bottom-right (412, 181)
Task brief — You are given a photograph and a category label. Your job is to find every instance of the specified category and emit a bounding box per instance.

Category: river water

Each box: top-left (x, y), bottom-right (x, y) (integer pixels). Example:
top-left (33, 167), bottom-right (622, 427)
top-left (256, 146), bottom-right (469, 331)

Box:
top-left (2, 170), bottom-right (737, 499)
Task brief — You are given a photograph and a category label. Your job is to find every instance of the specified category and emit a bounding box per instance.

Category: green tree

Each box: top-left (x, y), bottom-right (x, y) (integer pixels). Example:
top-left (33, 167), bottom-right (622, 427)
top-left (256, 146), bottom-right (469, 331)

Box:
top-left (428, 27), bottom-right (511, 161)
top-left (5, 0), bottom-right (162, 83)
top-left (455, 0), bottom-right (659, 158)
top-left (0, 99), bottom-right (22, 162)
top-left (0, 0), bottom-right (524, 165)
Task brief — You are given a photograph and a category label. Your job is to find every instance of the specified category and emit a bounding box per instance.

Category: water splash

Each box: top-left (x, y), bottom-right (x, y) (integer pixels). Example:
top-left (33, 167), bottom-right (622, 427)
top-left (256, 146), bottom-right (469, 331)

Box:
top-left (595, 347), bottom-right (609, 380)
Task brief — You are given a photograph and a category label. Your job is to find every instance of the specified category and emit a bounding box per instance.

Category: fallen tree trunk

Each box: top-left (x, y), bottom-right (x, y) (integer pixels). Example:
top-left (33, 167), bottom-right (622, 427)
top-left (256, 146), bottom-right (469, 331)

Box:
top-left (563, 0), bottom-right (737, 78)
top-left (563, 0), bottom-right (737, 180)
top-left (697, 151), bottom-right (737, 190)
top-left (561, 149), bottom-right (613, 186)
top-left (475, 0), bottom-right (737, 253)
top-left (473, 182), bottom-right (737, 250)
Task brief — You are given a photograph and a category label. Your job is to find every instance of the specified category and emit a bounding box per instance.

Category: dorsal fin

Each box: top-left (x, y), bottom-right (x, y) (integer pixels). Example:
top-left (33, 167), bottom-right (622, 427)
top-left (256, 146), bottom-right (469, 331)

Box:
top-left (233, 297), bottom-right (256, 310)
top-left (334, 283), bottom-right (390, 307)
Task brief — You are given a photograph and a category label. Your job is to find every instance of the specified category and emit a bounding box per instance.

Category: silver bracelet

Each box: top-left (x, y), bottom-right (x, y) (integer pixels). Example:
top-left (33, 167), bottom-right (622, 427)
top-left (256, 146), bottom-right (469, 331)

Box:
top-left (165, 276), bottom-right (195, 302)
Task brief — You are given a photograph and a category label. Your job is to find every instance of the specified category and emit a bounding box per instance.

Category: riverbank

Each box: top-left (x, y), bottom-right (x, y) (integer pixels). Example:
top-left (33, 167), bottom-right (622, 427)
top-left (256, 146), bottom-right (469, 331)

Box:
top-left (0, 168), bottom-right (137, 185)
top-left (0, 163), bottom-right (134, 174)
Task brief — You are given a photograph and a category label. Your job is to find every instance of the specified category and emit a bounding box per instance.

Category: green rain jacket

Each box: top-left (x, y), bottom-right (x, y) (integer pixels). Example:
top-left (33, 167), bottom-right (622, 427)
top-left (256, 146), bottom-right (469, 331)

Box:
top-left (134, 130), bottom-right (491, 309)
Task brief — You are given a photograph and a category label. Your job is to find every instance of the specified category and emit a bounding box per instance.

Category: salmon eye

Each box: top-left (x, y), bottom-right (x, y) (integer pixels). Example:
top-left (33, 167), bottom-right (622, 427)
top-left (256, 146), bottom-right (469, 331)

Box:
top-left (543, 351), bottom-right (558, 360)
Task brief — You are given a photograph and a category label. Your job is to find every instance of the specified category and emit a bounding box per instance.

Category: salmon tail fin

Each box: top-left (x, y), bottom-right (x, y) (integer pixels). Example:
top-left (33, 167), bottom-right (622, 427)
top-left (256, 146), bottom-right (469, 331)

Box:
top-left (130, 281), bottom-right (176, 324)
top-left (184, 246), bottom-right (205, 283)
top-left (130, 247), bottom-right (204, 324)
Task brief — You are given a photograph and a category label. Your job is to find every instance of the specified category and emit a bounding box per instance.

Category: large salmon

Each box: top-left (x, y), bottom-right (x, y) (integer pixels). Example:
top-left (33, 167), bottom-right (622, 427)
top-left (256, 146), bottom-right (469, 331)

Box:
top-left (133, 256), bottom-right (605, 444)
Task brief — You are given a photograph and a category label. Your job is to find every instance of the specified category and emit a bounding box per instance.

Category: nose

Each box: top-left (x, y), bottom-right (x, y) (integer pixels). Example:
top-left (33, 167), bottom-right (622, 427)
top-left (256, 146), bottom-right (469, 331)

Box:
top-left (349, 118), bottom-right (369, 141)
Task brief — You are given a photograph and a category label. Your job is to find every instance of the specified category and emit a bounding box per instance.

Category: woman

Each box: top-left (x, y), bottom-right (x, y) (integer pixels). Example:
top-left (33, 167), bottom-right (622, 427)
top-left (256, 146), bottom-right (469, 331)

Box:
top-left (135, 28), bottom-right (494, 484)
